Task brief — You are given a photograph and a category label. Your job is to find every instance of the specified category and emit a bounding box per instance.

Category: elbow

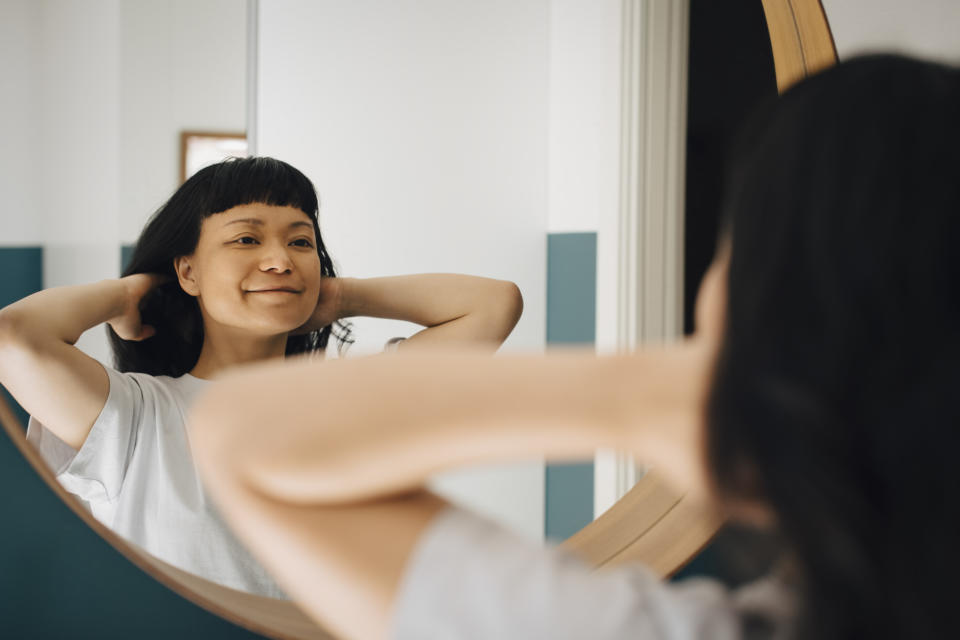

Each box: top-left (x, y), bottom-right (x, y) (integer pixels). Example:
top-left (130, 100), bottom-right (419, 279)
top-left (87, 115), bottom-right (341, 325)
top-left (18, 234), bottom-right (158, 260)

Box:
top-left (0, 309), bottom-right (37, 364)
top-left (0, 307), bottom-right (24, 349)
top-left (503, 280), bottom-right (524, 320)
top-left (494, 280), bottom-right (524, 340)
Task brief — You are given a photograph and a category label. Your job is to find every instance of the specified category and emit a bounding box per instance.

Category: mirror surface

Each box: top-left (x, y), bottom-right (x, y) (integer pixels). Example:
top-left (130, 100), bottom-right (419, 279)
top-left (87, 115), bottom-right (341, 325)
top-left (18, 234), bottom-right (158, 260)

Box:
top-left (0, 0), bottom-right (670, 600)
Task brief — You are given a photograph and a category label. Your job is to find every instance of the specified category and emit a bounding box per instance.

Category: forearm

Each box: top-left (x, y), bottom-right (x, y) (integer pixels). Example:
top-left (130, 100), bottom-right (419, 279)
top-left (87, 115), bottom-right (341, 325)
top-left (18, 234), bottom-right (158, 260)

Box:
top-left (0, 279), bottom-right (127, 346)
top-left (189, 342), bottom-right (707, 506)
top-left (337, 274), bottom-right (522, 348)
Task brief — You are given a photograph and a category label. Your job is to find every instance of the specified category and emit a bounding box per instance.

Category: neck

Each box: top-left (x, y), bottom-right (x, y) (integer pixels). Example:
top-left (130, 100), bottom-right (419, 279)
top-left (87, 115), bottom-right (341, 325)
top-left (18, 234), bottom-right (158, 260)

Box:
top-left (190, 322), bottom-right (288, 380)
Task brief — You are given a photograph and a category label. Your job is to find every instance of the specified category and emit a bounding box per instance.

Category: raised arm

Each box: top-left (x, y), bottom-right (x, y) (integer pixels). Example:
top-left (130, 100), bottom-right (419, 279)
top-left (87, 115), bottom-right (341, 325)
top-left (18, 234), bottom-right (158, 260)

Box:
top-left (303, 274), bottom-right (523, 351)
top-left (0, 274), bottom-right (164, 449)
top-left (189, 341), bottom-right (711, 639)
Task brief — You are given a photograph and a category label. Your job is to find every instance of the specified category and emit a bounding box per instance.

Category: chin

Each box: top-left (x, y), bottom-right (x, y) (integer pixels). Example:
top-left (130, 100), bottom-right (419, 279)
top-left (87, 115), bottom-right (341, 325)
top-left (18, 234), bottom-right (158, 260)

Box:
top-left (244, 315), bottom-right (311, 337)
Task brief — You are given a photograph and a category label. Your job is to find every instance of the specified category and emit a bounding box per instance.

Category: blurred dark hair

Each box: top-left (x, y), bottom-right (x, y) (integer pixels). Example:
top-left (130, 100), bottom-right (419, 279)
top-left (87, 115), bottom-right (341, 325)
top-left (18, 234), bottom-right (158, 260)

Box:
top-left (706, 55), bottom-right (960, 639)
top-left (108, 156), bottom-right (351, 376)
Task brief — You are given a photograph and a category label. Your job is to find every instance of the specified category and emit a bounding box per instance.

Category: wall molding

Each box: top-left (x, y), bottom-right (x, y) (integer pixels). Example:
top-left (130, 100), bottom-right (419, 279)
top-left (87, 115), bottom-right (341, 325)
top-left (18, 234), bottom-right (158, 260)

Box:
top-left (595, 0), bottom-right (690, 518)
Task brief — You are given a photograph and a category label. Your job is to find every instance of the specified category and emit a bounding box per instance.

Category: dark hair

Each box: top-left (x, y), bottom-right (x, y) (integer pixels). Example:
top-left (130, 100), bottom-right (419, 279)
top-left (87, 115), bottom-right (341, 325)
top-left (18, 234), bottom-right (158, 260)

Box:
top-left (706, 55), bottom-right (960, 639)
top-left (109, 156), bottom-right (351, 376)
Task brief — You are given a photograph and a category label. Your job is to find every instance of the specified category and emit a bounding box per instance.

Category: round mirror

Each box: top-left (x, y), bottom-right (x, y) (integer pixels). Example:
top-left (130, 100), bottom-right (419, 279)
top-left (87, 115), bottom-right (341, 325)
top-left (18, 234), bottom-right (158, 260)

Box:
top-left (0, 1), bottom-right (835, 637)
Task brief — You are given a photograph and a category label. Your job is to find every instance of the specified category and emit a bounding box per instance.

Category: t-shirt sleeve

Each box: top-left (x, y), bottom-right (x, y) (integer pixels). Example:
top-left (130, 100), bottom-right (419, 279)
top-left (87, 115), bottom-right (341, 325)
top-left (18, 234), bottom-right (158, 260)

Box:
top-left (26, 366), bottom-right (147, 520)
top-left (389, 506), bottom-right (740, 640)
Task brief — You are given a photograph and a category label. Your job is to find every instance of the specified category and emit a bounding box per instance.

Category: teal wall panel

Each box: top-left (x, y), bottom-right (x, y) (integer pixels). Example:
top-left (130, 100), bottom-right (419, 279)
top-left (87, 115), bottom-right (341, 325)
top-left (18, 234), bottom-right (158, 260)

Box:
top-left (0, 247), bottom-right (43, 430)
top-left (0, 247), bottom-right (42, 300)
top-left (0, 244), bottom-right (267, 637)
top-left (0, 428), bottom-right (268, 638)
top-left (121, 244), bottom-right (134, 273)
top-left (545, 233), bottom-right (596, 542)
top-left (546, 234), bottom-right (596, 346)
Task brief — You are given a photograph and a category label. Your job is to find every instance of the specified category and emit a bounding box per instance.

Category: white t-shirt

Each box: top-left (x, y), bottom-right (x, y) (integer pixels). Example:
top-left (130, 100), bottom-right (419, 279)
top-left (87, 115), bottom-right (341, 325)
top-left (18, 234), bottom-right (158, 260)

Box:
top-left (390, 507), bottom-right (796, 640)
top-left (26, 366), bottom-right (286, 598)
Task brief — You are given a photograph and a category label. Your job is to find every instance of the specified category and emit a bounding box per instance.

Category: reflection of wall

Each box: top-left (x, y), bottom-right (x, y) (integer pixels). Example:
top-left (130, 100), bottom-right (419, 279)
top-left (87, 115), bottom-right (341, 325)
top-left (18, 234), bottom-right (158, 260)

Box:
top-left (822, 0), bottom-right (960, 63)
top-left (0, 248), bottom-right (43, 427)
top-left (0, 0), bottom-right (245, 368)
top-left (257, 0), bottom-right (622, 542)
top-left (0, 7), bottom-right (261, 635)
top-left (258, 0), bottom-right (549, 352)
top-left (119, 0), bottom-right (247, 243)
top-left (0, 0), bottom-right (122, 365)
top-left (545, 233), bottom-right (596, 541)
top-left (0, 0), bottom-right (42, 244)
top-left (258, 0), bottom-right (606, 542)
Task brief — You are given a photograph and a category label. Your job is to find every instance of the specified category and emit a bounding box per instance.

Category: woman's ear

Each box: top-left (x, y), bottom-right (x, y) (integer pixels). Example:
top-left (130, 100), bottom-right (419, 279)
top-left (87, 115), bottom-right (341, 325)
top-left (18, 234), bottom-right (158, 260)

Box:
top-left (724, 496), bottom-right (777, 530)
top-left (693, 243), bottom-right (730, 344)
top-left (174, 256), bottom-right (200, 297)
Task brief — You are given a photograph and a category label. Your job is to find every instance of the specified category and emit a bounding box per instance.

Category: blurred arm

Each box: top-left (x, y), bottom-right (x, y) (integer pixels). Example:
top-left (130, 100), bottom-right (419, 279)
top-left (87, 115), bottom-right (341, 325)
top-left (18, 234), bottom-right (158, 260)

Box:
top-left (190, 342), bottom-right (709, 639)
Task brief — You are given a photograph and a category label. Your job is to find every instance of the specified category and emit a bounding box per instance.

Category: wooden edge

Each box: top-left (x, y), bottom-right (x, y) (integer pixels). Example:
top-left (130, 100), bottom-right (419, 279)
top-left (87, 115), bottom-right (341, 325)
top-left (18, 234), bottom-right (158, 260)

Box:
top-left (760, 0), bottom-right (838, 92)
top-left (563, 471), bottom-right (722, 578)
top-left (563, 472), bottom-right (682, 566)
top-left (0, 390), bottom-right (332, 640)
top-left (600, 487), bottom-right (724, 577)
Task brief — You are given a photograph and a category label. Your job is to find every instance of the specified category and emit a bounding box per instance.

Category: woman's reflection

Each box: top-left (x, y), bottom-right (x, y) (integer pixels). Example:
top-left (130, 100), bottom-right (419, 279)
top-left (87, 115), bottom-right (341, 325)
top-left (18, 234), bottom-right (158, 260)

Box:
top-left (0, 156), bottom-right (522, 597)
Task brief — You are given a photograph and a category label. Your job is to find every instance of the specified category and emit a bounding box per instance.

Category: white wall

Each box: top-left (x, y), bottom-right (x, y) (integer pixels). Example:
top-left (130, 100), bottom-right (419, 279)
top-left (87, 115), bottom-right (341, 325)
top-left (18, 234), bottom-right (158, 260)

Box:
top-left (547, 0), bottom-right (621, 234)
top-left (119, 0), bottom-right (247, 243)
top-left (0, 0), bottom-right (246, 365)
top-left (0, 0), bottom-right (42, 245)
top-left (822, 0), bottom-right (960, 64)
top-left (34, 0), bottom-right (123, 364)
top-left (258, 0), bottom-right (549, 355)
top-left (257, 0), bottom-right (552, 540)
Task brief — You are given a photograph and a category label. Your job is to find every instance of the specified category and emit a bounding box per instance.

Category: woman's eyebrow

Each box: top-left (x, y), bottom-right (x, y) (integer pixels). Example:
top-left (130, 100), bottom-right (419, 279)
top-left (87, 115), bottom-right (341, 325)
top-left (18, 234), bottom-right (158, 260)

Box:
top-left (223, 218), bottom-right (313, 230)
top-left (223, 217), bottom-right (263, 227)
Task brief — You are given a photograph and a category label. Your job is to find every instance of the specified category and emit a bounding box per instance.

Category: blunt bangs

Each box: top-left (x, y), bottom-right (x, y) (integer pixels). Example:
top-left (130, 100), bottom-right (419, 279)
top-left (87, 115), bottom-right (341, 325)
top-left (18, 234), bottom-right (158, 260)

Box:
top-left (194, 156), bottom-right (320, 221)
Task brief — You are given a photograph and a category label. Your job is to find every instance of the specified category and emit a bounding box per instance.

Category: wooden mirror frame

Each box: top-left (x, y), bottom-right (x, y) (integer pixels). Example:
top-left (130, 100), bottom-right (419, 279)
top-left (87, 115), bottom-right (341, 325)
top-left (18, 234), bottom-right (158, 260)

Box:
top-left (0, 2), bottom-right (836, 638)
top-left (566, 0), bottom-right (837, 573)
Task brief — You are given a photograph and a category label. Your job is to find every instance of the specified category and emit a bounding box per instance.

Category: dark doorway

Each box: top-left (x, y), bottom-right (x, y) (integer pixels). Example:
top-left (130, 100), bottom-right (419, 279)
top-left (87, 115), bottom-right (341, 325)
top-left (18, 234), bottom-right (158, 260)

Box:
top-left (676, 0), bottom-right (781, 587)
top-left (683, 0), bottom-right (778, 335)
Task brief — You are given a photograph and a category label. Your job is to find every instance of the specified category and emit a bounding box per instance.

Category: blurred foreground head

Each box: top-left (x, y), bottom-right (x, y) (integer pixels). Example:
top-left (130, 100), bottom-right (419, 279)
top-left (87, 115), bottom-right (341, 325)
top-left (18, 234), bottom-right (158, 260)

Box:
top-left (707, 54), bottom-right (960, 639)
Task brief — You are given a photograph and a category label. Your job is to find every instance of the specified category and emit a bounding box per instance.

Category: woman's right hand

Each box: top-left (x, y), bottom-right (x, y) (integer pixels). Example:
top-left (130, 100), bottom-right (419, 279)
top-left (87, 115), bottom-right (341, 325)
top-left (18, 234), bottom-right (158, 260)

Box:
top-left (107, 273), bottom-right (170, 341)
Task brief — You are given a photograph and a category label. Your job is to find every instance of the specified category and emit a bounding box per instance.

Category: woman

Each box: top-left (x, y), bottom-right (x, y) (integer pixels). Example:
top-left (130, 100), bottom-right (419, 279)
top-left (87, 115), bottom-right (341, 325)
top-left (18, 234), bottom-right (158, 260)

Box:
top-left (0, 157), bottom-right (523, 597)
top-left (187, 55), bottom-right (960, 639)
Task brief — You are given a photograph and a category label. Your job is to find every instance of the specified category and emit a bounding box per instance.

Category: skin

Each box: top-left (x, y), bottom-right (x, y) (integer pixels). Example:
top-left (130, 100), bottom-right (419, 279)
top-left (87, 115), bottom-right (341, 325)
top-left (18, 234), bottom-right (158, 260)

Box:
top-left (188, 250), bottom-right (767, 640)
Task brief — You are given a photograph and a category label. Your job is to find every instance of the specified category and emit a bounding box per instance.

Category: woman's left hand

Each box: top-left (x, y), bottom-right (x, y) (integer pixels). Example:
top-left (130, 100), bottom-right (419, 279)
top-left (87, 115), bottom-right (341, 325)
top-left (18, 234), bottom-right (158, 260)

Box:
top-left (292, 277), bottom-right (343, 334)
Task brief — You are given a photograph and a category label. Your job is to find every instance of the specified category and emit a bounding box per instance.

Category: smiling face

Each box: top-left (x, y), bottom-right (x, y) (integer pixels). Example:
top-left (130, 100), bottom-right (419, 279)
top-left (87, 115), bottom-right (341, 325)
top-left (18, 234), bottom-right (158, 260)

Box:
top-left (174, 203), bottom-right (322, 337)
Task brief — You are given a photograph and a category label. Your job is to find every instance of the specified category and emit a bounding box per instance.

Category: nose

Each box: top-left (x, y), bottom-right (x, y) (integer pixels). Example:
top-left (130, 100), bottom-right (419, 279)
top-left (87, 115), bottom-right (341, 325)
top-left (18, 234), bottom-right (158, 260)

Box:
top-left (258, 242), bottom-right (295, 274)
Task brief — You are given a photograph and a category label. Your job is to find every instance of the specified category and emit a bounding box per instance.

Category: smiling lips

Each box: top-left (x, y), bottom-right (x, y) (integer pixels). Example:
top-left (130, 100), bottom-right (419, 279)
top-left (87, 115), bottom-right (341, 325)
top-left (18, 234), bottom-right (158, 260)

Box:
top-left (248, 287), bottom-right (302, 293)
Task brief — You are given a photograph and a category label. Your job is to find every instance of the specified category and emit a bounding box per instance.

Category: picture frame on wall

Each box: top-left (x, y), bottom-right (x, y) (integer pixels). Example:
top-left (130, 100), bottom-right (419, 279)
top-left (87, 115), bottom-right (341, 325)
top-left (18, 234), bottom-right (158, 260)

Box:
top-left (179, 131), bottom-right (248, 183)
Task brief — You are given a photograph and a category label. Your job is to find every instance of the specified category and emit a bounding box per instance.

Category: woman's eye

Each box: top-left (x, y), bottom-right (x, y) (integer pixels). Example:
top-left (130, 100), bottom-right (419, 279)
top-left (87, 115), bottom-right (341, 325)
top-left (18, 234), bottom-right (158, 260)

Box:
top-left (291, 239), bottom-right (314, 248)
top-left (235, 237), bottom-right (259, 245)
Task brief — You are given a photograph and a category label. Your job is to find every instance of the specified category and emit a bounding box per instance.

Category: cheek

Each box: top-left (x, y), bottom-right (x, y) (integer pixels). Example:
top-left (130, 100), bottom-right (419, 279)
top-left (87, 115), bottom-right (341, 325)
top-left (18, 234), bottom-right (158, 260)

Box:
top-left (193, 257), bottom-right (247, 306)
top-left (200, 260), bottom-right (241, 290)
top-left (302, 256), bottom-right (323, 286)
